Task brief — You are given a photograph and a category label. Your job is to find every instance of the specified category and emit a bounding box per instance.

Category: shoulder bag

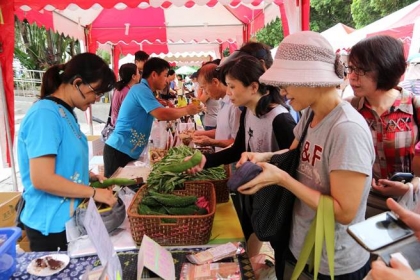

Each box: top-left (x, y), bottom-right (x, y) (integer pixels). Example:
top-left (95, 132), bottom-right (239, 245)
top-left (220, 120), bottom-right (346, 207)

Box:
top-left (101, 100), bottom-right (114, 142)
top-left (251, 112), bottom-right (314, 242)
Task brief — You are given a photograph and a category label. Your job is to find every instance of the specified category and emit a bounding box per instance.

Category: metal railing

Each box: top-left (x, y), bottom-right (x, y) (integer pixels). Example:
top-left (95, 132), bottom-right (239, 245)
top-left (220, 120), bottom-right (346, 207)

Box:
top-left (14, 69), bottom-right (45, 97)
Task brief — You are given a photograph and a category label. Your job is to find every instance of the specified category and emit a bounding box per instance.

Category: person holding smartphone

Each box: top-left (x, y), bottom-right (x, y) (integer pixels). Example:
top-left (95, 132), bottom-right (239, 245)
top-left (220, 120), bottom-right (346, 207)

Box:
top-left (347, 35), bottom-right (420, 217)
top-left (369, 198), bottom-right (420, 280)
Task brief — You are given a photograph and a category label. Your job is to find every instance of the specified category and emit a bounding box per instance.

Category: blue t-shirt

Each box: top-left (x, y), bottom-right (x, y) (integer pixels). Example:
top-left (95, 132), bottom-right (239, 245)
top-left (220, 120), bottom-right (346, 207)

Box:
top-left (106, 79), bottom-right (163, 159)
top-left (17, 99), bottom-right (88, 235)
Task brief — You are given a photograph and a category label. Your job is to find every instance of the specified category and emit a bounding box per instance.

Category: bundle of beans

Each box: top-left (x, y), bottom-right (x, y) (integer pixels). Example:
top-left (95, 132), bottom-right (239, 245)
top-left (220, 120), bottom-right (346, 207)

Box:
top-left (146, 145), bottom-right (226, 193)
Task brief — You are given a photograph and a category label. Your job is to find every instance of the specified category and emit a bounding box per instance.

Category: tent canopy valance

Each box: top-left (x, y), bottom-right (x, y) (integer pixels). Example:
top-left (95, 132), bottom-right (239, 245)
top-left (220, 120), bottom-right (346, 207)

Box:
top-left (14, 0), bottom-right (288, 56)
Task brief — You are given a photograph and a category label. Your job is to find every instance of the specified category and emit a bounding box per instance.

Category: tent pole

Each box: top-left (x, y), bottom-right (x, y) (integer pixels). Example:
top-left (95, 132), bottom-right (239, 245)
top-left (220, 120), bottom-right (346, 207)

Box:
top-left (0, 62), bottom-right (18, 192)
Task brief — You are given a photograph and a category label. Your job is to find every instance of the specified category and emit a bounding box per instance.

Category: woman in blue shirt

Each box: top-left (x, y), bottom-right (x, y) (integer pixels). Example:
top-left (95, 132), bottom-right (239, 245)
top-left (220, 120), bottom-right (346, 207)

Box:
top-left (17, 53), bottom-right (118, 252)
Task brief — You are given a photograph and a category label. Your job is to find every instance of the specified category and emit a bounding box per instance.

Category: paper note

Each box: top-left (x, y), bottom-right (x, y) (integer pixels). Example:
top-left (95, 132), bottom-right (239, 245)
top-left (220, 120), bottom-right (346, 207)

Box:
top-left (84, 197), bottom-right (123, 280)
top-left (137, 235), bottom-right (175, 280)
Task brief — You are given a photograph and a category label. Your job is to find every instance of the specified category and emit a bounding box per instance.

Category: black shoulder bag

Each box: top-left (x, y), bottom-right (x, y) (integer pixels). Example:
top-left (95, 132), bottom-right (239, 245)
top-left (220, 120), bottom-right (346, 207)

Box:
top-left (251, 112), bottom-right (314, 242)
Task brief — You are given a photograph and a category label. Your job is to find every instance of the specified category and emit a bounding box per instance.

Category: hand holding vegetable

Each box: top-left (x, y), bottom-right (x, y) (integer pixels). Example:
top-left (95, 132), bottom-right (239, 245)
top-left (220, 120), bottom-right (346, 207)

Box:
top-left (89, 171), bottom-right (107, 183)
top-left (161, 150), bottom-right (203, 173)
top-left (185, 153), bottom-right (207, 175)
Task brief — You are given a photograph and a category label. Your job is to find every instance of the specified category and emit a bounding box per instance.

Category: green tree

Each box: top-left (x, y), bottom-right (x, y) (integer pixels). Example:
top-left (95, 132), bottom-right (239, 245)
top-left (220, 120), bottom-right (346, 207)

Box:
top-left (310, 0), bottom-right (354, 32)
top-left (254, 17), bottom-right (283, 48)
top-left (97, 49), bottom-right (111, 65)
top-left (14, 16), bottom-right (81, 71)
top-left (352, 0), bottom-right (417, 28)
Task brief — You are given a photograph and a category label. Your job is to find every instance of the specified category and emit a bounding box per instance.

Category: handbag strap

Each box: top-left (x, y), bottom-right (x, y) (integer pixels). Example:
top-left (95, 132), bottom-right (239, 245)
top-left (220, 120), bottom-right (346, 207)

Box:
top-left (298, 111), bottom-right (314, 149)
top-left (291, 195), bottom-right (335, 280)
top-left (105, 97), bottom-right (112, 126)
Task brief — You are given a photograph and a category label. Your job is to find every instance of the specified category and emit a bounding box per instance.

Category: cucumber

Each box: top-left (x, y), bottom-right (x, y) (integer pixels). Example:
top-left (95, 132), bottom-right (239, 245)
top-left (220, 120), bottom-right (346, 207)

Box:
top-left (159, 150), bottom-right (203, 173)
top-left (152, 195), bottom-right (197, 207)
top-left (164, 205), bottom-right (200, 215)
top-left (138, 204), bottom-right (164, 215)
top-left (90, 178), bottom-right (137, 188)
top-left (141, 196), bottom-right (161, 207)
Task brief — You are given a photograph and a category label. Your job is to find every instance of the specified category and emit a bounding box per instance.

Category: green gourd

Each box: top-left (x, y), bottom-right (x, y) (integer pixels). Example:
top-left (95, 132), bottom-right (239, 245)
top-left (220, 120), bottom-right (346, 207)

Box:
top-left (90, 178), bottom-right (137, 188)
top-left (159, 150), bottom-right (203, 173)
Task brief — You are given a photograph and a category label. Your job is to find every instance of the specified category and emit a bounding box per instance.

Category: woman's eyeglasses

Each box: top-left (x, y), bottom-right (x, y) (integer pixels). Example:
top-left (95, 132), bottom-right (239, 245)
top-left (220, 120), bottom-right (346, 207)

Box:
top-left (76, 82), bottom-right (104, 99)
top-left (345, 66), bottom-right (370, 76)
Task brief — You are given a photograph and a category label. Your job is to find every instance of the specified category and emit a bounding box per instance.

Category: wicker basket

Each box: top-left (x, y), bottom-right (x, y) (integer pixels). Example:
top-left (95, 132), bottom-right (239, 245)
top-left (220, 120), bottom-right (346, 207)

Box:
top-left (211, 165), bottom-right (231, 203)
top-left (127, 181), bottom-right (216, 246)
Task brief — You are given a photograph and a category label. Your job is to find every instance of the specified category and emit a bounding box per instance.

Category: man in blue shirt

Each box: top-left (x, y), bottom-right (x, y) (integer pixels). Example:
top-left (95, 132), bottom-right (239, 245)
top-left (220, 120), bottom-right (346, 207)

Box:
top-left (103, 58), bottom-right (202, 177)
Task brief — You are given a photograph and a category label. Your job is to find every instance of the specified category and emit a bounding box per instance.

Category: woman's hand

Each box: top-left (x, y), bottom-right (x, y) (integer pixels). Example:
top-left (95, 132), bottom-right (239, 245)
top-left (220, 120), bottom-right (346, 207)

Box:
top-left (387, 198), bottom-right (420, 239)
top-left (370, 257), bottom-right (419, 280)
top-left (237, 152), bottom-right (272, 167)
top-left (185, 154), bottom-right (207, 174)
top-left (237, 162), bottom-right (291, 195)
top-left (372, 178), bottom-right (410, 197)
top-left (93, 188), bottom-right (118, 207)
top-left (89, 171), bottom-right (107, 183)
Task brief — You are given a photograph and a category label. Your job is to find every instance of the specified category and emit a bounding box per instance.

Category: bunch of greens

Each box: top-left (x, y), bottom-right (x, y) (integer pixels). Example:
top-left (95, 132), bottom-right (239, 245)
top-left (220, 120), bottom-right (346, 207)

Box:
top-left (147, 145), bottom-right (226, 193)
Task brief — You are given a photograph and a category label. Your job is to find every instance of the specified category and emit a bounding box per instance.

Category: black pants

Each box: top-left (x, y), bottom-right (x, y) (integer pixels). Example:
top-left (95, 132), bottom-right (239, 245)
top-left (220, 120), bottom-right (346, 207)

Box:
top-left (24, 224), bottom-right (67, 252)
top-left (103, 144), bottom-right (136, 178)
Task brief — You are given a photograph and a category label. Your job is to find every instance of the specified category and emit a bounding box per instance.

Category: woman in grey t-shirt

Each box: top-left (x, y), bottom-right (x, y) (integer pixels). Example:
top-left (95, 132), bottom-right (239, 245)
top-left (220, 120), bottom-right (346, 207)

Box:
top-left (237, 31), bottom-right (375, 280)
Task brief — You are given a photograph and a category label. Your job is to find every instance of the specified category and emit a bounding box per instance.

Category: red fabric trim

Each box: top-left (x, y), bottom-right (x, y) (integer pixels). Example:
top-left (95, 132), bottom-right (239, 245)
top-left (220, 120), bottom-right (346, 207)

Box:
top-left (113, 47), bottom-right (120, 78)
top-left (301, 0), bottom-right (310, 31)
top-left (14, 0), bottom-right (266, 10)
top-left (0, 0), bottom-right (15, 166)
top-left (368, 24), bottom-right (414, 58)
top-left (279, 3), bottom-right (289, 37)
top-left (91, 7), bottom-right (166, 46)
top-left (15, 9), bottom-right (55, 31)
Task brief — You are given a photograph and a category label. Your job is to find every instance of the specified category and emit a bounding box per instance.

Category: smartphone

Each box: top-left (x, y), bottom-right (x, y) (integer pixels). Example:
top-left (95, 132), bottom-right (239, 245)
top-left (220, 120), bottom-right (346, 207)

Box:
top-left (347, 212), bottom-right (414, 252)
top-left (379, 238), bottom-right (420, 269)
top-left (389, 172), bottom-right (414, 182)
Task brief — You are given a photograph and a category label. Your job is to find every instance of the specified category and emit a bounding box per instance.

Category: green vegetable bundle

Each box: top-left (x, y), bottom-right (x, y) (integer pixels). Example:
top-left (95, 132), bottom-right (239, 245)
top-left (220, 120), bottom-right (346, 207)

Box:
top-left (138, 191), bottom-right (208, 216)
top-left (147, 145), bottom-right (226, 193)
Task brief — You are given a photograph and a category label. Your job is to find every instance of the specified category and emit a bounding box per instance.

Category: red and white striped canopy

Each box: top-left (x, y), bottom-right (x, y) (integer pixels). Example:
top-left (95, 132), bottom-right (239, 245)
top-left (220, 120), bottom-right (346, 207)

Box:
top-left (14, 0), bottom-right (287, 56)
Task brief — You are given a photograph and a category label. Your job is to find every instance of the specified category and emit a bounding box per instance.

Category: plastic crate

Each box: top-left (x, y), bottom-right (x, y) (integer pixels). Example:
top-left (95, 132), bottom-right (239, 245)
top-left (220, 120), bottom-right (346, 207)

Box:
top-left (0, 227), bottom-right (22, 280)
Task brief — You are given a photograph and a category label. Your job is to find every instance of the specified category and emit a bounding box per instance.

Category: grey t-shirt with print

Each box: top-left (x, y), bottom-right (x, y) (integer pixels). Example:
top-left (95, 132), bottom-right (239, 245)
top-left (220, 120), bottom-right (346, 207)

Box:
top-left (289, 102), bottom-right (375, 276)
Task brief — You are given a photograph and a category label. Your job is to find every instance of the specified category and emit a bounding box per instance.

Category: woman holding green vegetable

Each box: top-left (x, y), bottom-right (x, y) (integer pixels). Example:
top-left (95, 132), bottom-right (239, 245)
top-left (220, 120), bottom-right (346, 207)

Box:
top-left (17, 53), bottom-right (118, 252)
top-left (187, 54), bottom-right (296, 258)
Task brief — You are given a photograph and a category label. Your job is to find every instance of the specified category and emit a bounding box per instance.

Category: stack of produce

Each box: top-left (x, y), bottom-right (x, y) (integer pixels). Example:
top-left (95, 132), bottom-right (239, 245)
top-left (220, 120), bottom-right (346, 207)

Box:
top-left (138, 190), bottom-right (209, 218)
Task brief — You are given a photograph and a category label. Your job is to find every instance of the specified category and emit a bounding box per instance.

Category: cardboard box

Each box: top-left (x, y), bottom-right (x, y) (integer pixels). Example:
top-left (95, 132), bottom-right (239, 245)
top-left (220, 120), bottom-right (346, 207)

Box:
top-left (87, 135), bottom-right (105, 160)
top-left (18, 230), bottom-right (31, 252)
top-left (0, 192), bottom-right (21, 228)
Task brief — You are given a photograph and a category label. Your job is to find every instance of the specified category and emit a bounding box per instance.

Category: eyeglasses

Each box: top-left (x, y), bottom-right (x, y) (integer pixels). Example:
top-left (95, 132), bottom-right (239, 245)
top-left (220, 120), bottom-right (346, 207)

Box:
top-left (345, 66), bottom-right (370, 76)
top-left (76, 82), bottom-right (104, 99)
top-left (85, 82), bottom-right (105, 97)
